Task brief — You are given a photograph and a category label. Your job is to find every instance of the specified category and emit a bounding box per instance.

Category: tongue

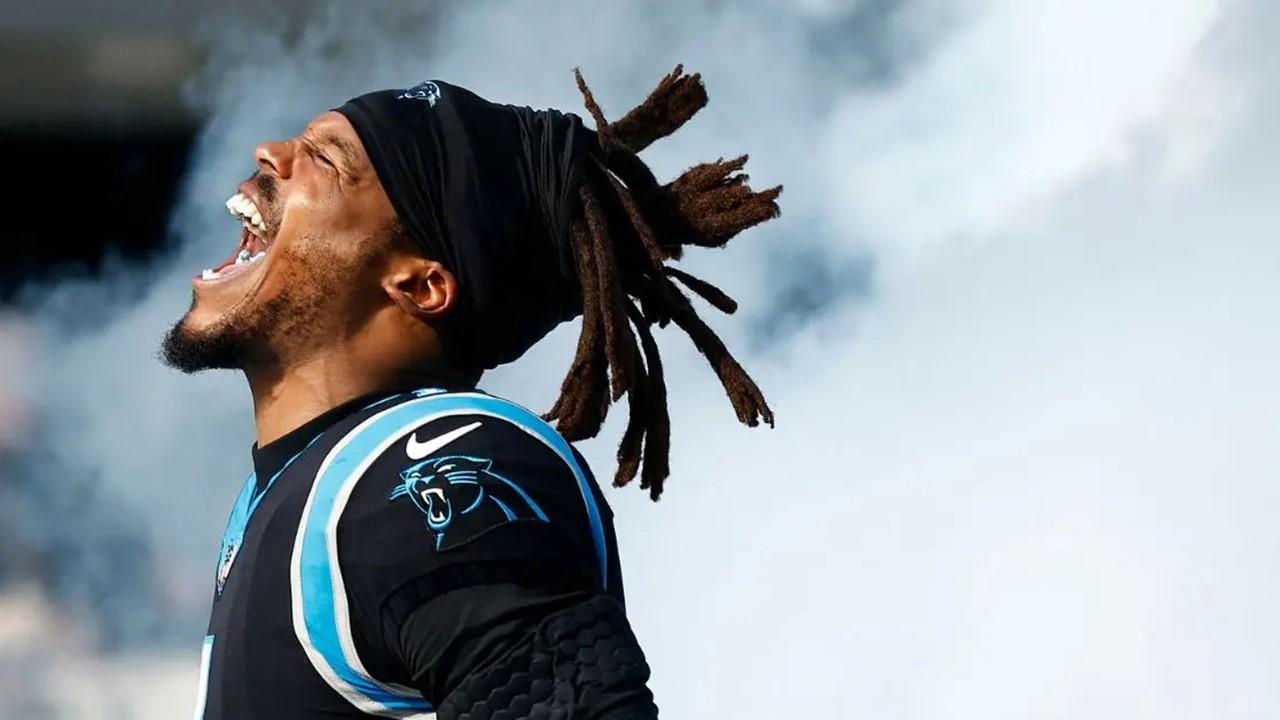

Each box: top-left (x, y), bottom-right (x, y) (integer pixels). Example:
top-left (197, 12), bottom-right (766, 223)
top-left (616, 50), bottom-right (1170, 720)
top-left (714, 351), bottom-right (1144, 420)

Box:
top-left (213, 227), bottom-right (264, 272)
top-left (246, 230), bottom-right (267, 255)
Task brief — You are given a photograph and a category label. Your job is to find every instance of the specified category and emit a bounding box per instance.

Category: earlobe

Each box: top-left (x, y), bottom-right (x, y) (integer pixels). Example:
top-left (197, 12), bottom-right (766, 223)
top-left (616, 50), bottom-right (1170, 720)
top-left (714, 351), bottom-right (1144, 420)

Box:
top-left (384, 259), bottom-right (457, 322)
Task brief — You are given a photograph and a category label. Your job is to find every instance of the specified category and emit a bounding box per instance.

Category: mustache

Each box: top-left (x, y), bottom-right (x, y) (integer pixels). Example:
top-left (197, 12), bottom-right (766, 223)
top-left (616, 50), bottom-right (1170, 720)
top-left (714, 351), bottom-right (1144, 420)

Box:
top-left (249, 172), bottom-right (280, 234)
top-left (251, 172), bottom-right (278, 206)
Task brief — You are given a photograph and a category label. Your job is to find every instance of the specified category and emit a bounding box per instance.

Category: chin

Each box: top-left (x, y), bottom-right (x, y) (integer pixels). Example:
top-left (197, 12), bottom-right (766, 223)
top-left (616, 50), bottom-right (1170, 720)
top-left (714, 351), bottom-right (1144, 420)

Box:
top-left (178, 302), bottom-right (232, 337)
top-left (161, 320), bottom-right (241, 373)
top-left (161, 296), bottom-right (264, 373)
top-left (163, 275), bottom-right (309, 373)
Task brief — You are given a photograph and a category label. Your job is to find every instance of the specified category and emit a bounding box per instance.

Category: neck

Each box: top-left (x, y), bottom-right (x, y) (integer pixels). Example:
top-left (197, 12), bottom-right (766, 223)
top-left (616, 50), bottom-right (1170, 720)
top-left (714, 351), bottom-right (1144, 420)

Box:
top-left (245, 352), bottom-right (450, 446)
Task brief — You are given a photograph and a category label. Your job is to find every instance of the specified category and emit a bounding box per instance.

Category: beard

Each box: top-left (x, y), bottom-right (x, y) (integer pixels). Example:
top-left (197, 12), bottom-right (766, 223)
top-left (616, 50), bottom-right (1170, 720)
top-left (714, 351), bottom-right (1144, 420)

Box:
top-left (160, 293), bottom-right (290, 373)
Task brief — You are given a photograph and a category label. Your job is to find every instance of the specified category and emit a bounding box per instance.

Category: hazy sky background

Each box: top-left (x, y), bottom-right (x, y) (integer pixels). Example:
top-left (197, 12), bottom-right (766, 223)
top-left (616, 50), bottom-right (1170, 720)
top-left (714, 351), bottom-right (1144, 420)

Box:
top-left (2, 0), bottom-right (1278, 717)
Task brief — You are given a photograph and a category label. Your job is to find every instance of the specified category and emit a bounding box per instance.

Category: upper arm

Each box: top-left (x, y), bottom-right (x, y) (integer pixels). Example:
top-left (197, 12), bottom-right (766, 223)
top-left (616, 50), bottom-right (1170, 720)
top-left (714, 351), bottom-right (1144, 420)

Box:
top-left (297, 392), bottom-right (615, 708)
top-left (337, 395), bottom-right (612, 609)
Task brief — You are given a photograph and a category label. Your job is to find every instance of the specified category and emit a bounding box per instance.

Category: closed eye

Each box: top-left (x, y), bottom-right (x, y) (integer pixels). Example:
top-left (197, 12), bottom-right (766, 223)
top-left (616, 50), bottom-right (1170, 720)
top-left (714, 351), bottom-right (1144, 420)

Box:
top-left (302, 137), bottom-right (338, 172)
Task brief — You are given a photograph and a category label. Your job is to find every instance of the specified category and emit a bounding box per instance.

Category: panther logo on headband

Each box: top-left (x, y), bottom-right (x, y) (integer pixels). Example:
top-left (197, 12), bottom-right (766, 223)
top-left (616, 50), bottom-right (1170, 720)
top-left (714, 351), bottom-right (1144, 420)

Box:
top-left (397, 80), bottom-right (442, 106)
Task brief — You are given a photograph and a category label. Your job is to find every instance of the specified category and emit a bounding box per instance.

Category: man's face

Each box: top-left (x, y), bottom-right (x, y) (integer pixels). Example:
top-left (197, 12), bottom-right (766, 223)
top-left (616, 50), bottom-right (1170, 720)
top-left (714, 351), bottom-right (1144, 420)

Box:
top-left (162, 111), bottom-right (399, 371)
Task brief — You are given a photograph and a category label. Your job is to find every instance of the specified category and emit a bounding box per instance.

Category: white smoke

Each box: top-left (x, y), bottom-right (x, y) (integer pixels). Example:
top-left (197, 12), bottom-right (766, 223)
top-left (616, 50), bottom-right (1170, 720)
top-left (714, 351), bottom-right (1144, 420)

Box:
top-left (4, 0), bottom-right (1279, 717)
top-left (0, 314), bottom-right (33, 450)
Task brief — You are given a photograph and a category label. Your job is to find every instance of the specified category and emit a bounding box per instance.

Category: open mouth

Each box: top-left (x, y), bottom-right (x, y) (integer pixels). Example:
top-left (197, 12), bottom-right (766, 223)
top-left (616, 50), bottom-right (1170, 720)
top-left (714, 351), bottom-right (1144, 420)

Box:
top-left (197, 192), bottom-right (272, 282)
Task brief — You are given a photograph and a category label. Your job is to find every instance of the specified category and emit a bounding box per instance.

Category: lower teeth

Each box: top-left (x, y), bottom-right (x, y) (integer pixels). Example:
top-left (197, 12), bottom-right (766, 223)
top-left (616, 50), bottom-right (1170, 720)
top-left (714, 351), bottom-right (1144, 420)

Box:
top-left (202, 251), bottom-right (266, 279)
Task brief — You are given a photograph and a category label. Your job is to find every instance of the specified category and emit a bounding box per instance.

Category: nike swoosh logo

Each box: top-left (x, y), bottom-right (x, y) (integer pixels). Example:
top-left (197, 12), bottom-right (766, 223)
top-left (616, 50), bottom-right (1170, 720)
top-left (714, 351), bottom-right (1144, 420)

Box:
top-left (405, 420), bottom-right (482, 460)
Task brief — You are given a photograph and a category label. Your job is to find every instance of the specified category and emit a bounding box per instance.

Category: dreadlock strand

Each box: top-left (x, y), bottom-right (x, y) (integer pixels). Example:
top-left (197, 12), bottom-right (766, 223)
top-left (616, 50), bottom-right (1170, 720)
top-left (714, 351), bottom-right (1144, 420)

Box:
top-left (665, 156), bottom-right (782, 248)
top-left (578, 182), bottom-right (637, 400)
top-left (603, 149), bottom-right (662, 205)
top-left (687, 184), bottom-right (783, 245)
top-left (547, 223), bottom-right (611, 440)
top-left (627, 302), bottom-right (670, 498)
top-left (661, 278), bottom-right (774, 428)
top-left (671, 155), bottom-right (748, 194)
top-left (612, 313), bottom-right (650, 488)
top-left (664, 266), bottom-right (739, 314)
top-left (611, 65), bottom-right (708, 152)
top-left (580, 171), bottom-right (679, 335)
top-left (602, 171), bottom-right (675, 269)
top-left (574, 67), bottom-right (619, 151)
top-left (599, 171), bottom-right (692, 330)
top-left (545, 224), bottom-right (600, 422)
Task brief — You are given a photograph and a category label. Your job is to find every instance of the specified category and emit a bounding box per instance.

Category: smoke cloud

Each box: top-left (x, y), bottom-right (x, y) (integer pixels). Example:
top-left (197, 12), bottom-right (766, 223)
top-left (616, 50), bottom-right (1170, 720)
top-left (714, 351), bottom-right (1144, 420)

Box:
top-left (3, 0), bottom-right (1278, 717)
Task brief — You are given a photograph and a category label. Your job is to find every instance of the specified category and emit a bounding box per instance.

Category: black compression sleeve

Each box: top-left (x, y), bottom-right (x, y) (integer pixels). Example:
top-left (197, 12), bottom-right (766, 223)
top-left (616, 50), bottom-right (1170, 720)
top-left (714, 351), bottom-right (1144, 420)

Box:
top-left (399, 589), bottom-right (657, 719)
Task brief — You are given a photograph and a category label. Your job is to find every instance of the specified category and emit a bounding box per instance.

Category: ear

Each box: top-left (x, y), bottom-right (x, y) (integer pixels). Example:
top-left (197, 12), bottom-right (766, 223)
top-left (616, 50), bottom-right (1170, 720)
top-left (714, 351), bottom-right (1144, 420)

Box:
top-left (382, 254), bottom-right (459, 322)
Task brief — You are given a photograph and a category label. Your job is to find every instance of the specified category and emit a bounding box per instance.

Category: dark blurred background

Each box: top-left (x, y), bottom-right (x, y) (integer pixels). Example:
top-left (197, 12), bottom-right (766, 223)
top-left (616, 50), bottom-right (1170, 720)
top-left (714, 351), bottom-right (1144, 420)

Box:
top-left (0, 3), bottom-right (191, 647)
top-left (1, 4), bottom-right (201, 299)
top-left (0, 2), bottom-right (325, 301)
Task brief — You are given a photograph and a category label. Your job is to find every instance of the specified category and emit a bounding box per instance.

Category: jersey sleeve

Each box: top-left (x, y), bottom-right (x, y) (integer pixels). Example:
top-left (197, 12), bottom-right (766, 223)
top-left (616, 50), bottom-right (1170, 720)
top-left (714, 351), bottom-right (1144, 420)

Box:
top-left (408, 588), bottom-right (658, 719)
top-left (298, 391), bottom-right (618, 710)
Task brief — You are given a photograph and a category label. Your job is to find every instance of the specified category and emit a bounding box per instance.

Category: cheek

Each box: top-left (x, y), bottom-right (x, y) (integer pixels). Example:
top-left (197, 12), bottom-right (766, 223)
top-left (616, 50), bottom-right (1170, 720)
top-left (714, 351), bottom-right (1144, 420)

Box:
top-left (274, 172), bottom-right (352, 235)
top-left (276, 190), bottom-right (334, 243)
top-left (259, 228), bottom-right (383, 311)
top-left (277, 189), bottom-right (380, 257)
top-left (266, 186), bottom-right (392, 293)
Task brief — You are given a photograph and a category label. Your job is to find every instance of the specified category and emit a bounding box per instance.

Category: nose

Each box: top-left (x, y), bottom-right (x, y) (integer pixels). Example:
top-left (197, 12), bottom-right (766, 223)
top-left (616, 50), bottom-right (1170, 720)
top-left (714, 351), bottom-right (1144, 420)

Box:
top-left (254, 139), bottom-right (295, 179)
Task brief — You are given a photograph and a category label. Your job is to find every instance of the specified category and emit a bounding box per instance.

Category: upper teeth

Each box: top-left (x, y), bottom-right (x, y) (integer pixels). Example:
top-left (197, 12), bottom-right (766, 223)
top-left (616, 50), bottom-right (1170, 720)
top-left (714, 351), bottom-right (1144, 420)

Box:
top-left (224, 192), bottom-right (267, 234)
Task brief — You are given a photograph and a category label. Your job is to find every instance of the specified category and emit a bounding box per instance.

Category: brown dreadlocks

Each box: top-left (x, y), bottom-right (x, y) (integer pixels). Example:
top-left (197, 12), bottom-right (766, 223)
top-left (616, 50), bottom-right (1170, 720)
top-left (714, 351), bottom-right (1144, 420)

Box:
top-left (544, 65), bottom-right (781, 500)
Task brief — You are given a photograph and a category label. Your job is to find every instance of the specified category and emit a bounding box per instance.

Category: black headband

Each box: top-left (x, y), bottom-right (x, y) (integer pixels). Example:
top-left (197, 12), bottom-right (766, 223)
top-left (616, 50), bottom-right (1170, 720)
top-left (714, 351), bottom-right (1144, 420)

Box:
top-left (336, 80), bottom-right (593, 371)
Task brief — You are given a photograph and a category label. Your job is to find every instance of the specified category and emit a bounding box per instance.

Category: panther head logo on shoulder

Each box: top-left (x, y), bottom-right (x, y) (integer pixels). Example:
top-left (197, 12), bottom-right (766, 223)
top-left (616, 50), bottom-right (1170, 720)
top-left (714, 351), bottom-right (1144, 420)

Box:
top-left (389, 455), bottom-right (549, 550)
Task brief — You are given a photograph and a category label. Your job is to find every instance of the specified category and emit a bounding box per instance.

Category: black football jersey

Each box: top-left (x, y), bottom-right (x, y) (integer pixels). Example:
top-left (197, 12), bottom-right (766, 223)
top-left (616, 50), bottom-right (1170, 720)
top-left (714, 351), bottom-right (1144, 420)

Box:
top-left (194, 387), bottom-right (635, 719)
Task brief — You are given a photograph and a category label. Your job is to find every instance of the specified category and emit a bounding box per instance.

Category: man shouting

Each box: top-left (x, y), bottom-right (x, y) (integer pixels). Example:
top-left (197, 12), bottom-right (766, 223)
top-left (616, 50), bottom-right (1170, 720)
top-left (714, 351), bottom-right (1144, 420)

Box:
top-left (163, 66), bottom-right (779, 719)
